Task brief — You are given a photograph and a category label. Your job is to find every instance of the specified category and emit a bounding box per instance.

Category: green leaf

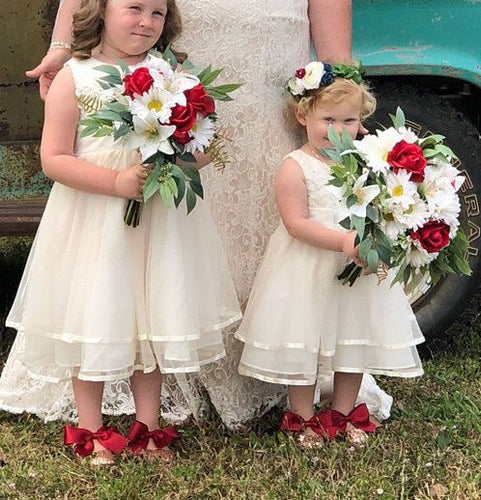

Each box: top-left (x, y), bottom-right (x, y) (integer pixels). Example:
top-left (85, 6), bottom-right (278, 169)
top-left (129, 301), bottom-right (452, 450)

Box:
top-left (391, 262), bottom-right (407, 287)
top-left (113, 123), bottom-right (131, 141)
top-left (358, 237), bottom-right (372, 262)
top-left (341, 126), bottom-right (355, 149)
top-left (391, 107), bottom-right (406, 129)
top-left (329, 178), bottom-right (345, 187)
top-left (94, 64), bottom-right (122, 78)
top-left (180, 152), bottom-right (196, 164)
top-left (189, 180), bottom-right (204, 198)
top-left (143, 175), bottom-right (160, 202)
top-left (162, 45), bottom-right (178, 70)
top-left (207, 83), bottom-right (242, 95)
top-left (366, 205), bottom-right (379, 223)
top-left (376, 244), bottom-right (392, 266)
top-left (160, 183), bottom-right (173, 207)
top-left (327, 126), bottom-right (343, 151)
top-left (367, 249), bottom-right (379, 273)
top-left (186, 188), bottom-right (197, 214)
top-left (453, 254), bottom-right (472, 275)
top-left (200, 67), bottom-right (223, 86)
top-left (339, 218), bottom-right (351, 230)
top-left (79, 125), bottom-right (99, 138)
top-left (174, 174), bottom-right (186, 208)
top-left (114, 57), bottom-right (130, 75)
top-left (346, 194), bottom-right (358, 208)
top-left (197, 65), bottom-right (212, 83)
top-left (94, 110), bottom-right (123, 122)
top-left (166, 177), bottom-right (179, 198)
top-left (99, 74), bottom-right (123, 86)
top-left (182, 165), bottom-right (201, 183)
top-left (351, 215), bottom-right (366, 240)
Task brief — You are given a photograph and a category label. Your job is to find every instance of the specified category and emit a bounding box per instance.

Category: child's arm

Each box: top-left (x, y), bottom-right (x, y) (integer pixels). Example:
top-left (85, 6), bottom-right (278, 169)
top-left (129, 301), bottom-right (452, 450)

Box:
top-left (276, 158), bottom-right (359, 261)
top-left (40, 67), bottom-right (145, 200)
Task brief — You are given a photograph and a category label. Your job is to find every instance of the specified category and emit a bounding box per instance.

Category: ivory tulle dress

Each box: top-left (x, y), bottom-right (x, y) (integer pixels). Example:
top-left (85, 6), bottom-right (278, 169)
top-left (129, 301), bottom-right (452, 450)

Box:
top-left (236, 150), bottom-right (425, 385)
top-left (2, 55), bottom-right (241, 386)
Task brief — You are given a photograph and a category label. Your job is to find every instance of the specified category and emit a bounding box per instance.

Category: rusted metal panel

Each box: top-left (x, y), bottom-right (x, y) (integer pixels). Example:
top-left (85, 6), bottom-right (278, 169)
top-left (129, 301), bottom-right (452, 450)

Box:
top-left (0, 199), bottom-right (46, 235)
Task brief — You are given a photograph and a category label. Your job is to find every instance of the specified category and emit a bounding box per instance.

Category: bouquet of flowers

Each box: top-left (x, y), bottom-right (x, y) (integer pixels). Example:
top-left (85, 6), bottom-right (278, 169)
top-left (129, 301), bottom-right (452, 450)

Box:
top-left (326, 108), bottom-right (471, 288)
top-left (79, 48), bottom-right (241, 226)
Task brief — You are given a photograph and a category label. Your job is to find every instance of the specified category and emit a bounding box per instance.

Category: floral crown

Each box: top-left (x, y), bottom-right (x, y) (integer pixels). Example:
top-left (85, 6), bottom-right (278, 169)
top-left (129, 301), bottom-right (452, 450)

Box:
top-left (287, 62), bottom-right (364, 100)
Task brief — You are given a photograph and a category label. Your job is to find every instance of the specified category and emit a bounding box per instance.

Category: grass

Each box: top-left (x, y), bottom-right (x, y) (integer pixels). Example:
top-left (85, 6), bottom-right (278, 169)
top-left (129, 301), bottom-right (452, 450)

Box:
top-left (1, 239), bottom-right (481, 499)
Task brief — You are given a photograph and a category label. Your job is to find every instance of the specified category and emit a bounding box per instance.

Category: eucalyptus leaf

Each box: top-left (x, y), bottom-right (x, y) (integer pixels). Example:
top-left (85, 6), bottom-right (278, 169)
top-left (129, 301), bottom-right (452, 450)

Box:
top-left (186, 188), bottom-right (197, 214)
top-left (367, 249), bottom-right (379, 273)
top-left (174, 174), bottom-right (186, 208)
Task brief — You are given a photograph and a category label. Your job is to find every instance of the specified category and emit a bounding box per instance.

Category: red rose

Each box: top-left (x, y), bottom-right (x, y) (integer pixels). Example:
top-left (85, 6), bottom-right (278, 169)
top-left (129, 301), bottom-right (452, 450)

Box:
top-left (170, 103), bottom-right (197, 144)
top-left (387, 140), bottom-right (427, 183)
top-left (295, 67), bottom-right (306, 78)
top-left (123, 68), bottom-right (154, 98)
top-left (185, 84), bottom-right (215, 117)
top-left (410, 220), bottom-right (451, 253)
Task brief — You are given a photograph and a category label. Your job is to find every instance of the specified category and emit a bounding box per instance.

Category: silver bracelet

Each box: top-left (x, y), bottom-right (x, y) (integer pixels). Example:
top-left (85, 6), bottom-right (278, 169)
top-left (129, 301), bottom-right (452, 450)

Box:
top-left (49, 41), bottom-right (72, 51)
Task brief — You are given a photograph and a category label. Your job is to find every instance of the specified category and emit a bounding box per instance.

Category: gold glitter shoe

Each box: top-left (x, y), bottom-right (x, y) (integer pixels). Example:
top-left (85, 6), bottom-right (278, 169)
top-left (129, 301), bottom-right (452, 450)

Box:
top-left (344, 426), bottom-right (370, 448)
top-left (297, 432), bottom-right (325, 449)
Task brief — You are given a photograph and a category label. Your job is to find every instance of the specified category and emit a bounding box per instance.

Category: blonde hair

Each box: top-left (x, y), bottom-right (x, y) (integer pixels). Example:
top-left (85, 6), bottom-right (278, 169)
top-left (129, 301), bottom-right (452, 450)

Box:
top-left (289, 78), bottom-right (376, 121)
top-left (71, 0), bottom-right (186, 61)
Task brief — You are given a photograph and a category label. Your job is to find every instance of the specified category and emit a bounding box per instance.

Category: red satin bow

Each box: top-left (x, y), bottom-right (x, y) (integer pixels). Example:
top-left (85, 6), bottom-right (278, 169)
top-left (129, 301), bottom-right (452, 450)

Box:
top-left (127, 420), bottom-right (179, 453)
top-left (280, 411), bottom-right (334, 438)
top-left (323, 403), bottom-right (377, 436)
top-left (64, 425), bottom-right (127, 457)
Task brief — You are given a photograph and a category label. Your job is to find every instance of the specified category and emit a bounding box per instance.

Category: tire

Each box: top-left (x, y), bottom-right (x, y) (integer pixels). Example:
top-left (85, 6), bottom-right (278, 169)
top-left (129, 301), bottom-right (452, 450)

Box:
top-left (365, 80), bottom-right (481, 338)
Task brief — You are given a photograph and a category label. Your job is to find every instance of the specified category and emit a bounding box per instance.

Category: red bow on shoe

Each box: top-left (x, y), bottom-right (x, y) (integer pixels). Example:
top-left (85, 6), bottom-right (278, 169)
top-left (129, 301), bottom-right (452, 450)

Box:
top-left (323, 403), bottom-right (377, 436)
top-left (64, 425), bottom-right (127, 457)
top-left (127, 421), bottom-right (179, 454)
top-left (280, 411), bottom-right (333, 438)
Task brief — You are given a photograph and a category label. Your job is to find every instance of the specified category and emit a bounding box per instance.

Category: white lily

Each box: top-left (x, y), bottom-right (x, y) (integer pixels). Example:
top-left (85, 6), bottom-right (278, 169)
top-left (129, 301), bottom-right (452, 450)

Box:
top-left (348, 173), bottom-right (380, 218)
top-left (132, 112), bottom-right (175, 160)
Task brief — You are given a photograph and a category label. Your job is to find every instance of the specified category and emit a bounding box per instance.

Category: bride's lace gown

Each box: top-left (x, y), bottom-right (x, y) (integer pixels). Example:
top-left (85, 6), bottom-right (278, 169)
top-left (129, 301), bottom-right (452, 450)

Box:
top-left (0, 0), bottom-right (393, 426)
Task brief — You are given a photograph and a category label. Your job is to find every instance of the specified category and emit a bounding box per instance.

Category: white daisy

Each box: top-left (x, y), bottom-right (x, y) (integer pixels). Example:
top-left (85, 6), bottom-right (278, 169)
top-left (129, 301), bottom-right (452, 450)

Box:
top-left (384, 170), bottom-right (417, 210)
top-left (129, 86), bottom-right (182, 124)
top-left (391, 194), bottom-right (430, 231)
top-left (404, 236), bottom-right (437, 268)
top-left (354, 127), bottom-right (419, 174)
top-left (183, 115), bottom-right (216, 154)
top-left (131, 112), bottom-right (175, 160)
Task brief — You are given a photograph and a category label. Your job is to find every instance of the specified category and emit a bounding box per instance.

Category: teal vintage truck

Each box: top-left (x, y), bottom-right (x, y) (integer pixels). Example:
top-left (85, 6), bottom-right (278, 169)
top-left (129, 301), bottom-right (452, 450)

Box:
top-left (1, 0), bottom-right (481, 336)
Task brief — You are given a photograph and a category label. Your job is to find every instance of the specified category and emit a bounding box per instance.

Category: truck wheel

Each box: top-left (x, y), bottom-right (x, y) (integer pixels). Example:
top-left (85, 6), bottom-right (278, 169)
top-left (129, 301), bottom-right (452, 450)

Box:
top-left (366, 80), bottom-right (481, 337)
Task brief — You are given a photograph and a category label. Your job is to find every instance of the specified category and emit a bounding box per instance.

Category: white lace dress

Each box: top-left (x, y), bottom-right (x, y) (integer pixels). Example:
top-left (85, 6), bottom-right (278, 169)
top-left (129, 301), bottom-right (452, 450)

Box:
top-left (237, 150), bottom-right (425, 384)
top-left (0, 0), bottom-right (395, 425)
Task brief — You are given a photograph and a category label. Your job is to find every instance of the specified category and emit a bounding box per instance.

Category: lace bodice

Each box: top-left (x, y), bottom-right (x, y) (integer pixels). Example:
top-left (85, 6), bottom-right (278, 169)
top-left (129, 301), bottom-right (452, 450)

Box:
top-left (285, 149), bottom-right (344, 229)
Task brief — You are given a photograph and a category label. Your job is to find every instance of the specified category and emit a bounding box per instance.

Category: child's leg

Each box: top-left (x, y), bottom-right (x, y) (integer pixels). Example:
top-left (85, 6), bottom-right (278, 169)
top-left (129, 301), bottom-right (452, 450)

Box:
top-left (288, 385), bottom-right (316, 418)
top-left (71, 377), bottom-right (105, 451)
top-left (130, 369), bottom-right (162, 449)
top-left (331, 372), bottom-right (363, 415)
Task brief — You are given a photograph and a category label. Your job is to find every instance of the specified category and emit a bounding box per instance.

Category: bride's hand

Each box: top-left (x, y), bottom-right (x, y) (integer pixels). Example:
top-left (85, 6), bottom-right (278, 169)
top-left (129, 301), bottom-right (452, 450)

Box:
top-left (26, 49), bottom-right (72, 101)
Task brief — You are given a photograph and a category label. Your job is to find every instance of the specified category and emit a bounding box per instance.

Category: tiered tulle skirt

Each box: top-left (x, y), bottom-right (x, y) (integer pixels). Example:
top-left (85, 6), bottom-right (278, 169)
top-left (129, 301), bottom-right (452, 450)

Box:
top-left (236, 223), bottom-right (424, 385)
top-left (6, 149), bottom-right (241, 382)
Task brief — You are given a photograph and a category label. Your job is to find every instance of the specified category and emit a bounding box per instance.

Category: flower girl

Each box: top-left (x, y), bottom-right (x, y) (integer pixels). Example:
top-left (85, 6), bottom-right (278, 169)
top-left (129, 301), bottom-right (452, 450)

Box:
top-left (0, 0), bottom-right (240, 463)
top-left (236, 62), bottom-right (424, 447)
